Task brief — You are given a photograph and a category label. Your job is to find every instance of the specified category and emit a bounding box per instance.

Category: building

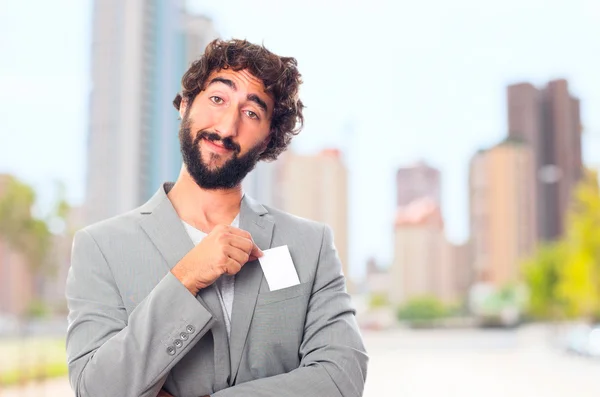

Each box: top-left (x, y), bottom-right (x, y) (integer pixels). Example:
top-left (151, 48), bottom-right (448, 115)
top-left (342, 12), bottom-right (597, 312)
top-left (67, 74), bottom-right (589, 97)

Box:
top-left (469, 138), bottom-right (537, 287)
top-left (390, 198), bottom-right (451, 304)
top-left (39, 206), bottom-right (85, 313)
top-left (396, 161), bottom-right (441, 207)
top-left (85, 0), bottom-right (218, 225)
top-left (0, 242), bottom-right (33, 317)
top-left (449, 242), bottom-right (471, 301)
top-left (242, 160), bottom-right (281, 209)
top-left (507, 79), bottom-right (583, 241)
top-left (365, 257), bottom-right (391, 296)
top-left (276, 149), bottom-right (350, 286)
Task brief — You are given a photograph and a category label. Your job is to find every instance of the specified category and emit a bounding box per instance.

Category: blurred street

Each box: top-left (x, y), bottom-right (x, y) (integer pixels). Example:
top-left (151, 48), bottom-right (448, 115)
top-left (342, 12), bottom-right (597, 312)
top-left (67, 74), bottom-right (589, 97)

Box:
top-left (2, 324), bottom-right (600, 397)
top-left (363, 325), bottom-right (600, 397)
top-left (0, 377), bottom-right (71, 397)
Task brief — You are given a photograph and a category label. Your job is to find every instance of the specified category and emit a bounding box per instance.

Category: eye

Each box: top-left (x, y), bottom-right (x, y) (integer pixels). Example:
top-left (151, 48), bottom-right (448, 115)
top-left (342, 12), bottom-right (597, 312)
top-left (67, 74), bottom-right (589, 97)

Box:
top-left (245, 110), bottom-right (259, 120)
top-left (210, 96), bottom-right (224, 104)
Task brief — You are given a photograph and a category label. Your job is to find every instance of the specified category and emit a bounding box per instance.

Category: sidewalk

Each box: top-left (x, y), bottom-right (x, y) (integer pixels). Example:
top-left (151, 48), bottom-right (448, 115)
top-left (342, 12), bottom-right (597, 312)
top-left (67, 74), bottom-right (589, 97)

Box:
top-left (0, 377), bottom-right (72, 397)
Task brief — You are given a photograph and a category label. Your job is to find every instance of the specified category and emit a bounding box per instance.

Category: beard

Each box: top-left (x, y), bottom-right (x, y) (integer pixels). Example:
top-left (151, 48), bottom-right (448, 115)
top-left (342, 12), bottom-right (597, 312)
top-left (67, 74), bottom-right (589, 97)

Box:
top-left (178, 112), bottom-right (264, 190)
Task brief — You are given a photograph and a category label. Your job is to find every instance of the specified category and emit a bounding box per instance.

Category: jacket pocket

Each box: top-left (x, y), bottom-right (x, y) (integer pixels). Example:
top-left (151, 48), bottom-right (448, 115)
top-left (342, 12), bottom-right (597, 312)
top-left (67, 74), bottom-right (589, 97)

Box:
top-left (256, 282), bottom-right (312, 306)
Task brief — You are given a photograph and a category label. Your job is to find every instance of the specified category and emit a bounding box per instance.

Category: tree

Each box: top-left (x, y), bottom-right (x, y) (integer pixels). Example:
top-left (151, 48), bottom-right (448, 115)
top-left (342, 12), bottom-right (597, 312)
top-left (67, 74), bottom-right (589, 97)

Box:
top-left (523, 169), bottom-right (600, 321)
top-left (523, 242), bottom-right (565, 319)
top-left (0, 176), bottom-right (52, 273)
top-left (557, 170), bottom-right (600, 320)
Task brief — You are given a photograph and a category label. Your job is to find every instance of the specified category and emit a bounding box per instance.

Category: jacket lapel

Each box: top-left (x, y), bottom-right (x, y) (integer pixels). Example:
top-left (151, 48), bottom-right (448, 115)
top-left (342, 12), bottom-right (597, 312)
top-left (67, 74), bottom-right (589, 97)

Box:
top-left (137, 183), bottom-right (231, 388)
top-left (229, 194), bottom-right (274, 383)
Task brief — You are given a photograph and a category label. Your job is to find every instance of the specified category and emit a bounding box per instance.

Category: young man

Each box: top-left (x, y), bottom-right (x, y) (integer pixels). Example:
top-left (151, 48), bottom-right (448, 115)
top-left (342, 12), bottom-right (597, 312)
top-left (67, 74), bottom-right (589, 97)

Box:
top-left (66, 39), bottom-right (368, 397)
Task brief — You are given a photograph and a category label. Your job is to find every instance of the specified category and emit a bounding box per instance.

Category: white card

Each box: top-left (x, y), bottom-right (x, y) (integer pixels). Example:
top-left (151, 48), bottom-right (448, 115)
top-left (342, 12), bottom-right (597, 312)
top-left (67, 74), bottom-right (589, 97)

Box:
top-left (258, 245), bottom-right (300, 291)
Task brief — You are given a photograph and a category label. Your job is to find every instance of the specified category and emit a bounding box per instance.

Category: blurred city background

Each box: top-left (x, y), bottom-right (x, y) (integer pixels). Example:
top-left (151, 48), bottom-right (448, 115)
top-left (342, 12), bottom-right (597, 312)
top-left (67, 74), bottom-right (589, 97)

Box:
top-left (1, 0), bottom-right (599, 396)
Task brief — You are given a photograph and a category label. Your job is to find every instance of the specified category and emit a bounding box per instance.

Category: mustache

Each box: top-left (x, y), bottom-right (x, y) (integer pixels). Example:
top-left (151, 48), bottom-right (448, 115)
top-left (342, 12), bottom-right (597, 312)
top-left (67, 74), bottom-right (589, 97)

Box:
top-left (194, 131), bottom-right (241, 154)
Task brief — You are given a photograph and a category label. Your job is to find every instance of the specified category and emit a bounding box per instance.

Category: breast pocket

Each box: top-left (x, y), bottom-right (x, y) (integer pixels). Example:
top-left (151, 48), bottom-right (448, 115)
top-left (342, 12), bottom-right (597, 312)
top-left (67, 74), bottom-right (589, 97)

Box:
top-left (249, 281), bottom-right (313, 378)
top-left (256, 281), bottom-right (312, 306)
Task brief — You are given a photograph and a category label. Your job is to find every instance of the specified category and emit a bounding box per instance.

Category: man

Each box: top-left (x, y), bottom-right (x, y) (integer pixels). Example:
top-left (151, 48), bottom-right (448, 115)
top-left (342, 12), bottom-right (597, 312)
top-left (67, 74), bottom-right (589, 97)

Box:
top-left (66, 39), bottom-right (368, 397)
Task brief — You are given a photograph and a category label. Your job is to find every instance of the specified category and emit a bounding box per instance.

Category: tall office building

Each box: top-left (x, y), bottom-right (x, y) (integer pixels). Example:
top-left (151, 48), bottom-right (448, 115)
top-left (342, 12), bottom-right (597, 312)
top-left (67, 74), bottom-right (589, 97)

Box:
top-left (507, 79), bottom-right (583, 241)
top-left (469, 139), bottom-right (536, 286)
top-left (396, 161), bottom-right (441, 207)
top-left (276, 149), bottom-right (350, 285)
top-left (390, 198), bottom-right (454, 304)
top-left (450, 242), bottom-right (471, 300)
top-left (242, 160), bottom-right (281, 209)
top-left (85, 0), bottom-right (218, 225)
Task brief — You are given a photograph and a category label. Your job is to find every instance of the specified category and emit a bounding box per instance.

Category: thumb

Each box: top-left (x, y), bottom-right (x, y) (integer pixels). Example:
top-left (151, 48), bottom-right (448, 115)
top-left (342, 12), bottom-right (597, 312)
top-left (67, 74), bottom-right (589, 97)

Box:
top-left (250, 243), bottom-right (263, 259)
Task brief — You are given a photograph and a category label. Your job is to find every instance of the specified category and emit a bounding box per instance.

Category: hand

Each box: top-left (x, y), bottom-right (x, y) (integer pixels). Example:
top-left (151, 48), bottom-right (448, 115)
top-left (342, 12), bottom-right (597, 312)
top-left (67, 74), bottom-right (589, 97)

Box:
top-left (171, 224), bottom-right (263, 295)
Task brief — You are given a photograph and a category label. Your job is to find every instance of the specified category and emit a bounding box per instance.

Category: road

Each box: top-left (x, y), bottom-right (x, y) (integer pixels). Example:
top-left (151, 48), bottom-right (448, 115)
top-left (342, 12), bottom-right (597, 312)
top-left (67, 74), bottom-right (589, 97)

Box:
top-left (362, 325), bottom-right (600, 397)
top-left (2, 325), bottom-right (599, 396)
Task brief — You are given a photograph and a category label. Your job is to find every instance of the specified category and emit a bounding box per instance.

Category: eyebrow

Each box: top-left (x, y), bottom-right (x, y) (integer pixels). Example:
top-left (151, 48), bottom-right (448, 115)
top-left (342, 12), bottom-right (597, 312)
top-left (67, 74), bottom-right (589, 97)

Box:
top-left (208, 77), bottom-right (269, 114)
top-left (247, 93), bottom-right (268, 114)
top-left (208, 77), bottom-right (237, 91)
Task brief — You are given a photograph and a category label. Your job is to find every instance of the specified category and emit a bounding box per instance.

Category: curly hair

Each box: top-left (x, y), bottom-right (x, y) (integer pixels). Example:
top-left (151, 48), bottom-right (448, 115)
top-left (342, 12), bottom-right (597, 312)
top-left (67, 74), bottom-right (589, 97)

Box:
top-left (173, 39), bottom-right (304, 162)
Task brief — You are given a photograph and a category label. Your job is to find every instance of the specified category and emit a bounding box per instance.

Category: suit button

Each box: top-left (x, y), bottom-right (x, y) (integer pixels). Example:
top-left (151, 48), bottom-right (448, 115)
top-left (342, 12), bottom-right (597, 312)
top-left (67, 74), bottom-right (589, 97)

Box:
top-left (186, 325), bottom-right (195, 334)
top-left (166, 346), bottom-right (176, 356)
top-left (174, 339), bottom-right (183, 348)
top-left (180, 332), bottom-right (189, 341)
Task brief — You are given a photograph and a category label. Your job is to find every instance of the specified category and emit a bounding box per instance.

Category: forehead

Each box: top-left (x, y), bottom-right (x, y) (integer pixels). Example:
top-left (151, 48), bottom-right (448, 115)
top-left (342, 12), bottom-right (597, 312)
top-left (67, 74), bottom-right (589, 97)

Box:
top-left (206, 68), bottom-right (268, 94)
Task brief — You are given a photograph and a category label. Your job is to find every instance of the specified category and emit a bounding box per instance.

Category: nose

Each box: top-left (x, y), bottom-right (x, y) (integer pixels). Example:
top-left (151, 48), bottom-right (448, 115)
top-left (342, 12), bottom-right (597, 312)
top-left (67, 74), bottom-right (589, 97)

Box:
top-left (214, 106), bottom-right (240, 139)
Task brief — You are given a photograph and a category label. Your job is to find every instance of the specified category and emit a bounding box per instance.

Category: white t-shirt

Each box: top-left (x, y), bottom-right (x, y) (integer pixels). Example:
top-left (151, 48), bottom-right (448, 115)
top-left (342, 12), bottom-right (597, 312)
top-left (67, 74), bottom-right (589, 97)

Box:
top-left (181, 214), bottom-right (239, 340)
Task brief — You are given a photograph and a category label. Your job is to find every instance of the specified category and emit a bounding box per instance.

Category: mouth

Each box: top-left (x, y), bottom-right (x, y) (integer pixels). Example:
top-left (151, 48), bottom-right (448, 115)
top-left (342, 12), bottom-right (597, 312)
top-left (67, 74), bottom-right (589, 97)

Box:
top-left (202, 138), bottom-right (233, 155)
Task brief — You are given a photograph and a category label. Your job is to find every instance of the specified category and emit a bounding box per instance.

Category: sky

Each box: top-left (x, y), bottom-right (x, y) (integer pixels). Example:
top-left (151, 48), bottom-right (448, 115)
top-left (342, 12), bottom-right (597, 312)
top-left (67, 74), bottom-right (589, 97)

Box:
top-left (0, 0), bottom-right (599, 281)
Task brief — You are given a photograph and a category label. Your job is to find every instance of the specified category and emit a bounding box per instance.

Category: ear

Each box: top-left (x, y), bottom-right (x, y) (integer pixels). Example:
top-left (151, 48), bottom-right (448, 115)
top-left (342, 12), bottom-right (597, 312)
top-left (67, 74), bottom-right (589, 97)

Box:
top-left (179, 97), bottom-right (189, 119)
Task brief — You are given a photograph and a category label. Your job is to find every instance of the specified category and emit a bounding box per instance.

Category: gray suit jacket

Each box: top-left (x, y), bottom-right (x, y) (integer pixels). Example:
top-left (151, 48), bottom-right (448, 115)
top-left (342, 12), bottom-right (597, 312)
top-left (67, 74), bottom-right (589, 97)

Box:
top-left (66, 182), bottom-right (368, 397)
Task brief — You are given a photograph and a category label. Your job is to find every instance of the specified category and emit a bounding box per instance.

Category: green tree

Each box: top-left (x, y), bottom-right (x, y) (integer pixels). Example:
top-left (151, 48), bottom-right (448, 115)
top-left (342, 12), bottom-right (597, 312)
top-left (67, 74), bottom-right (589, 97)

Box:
top-left (523, 242), bottom-right (565, 319)
top-left (0, 176), bottom-right (52, 273)
top-left (523, 169), bottom-right (600, 321)
top-left (557, 170), bottom-right (600, 320)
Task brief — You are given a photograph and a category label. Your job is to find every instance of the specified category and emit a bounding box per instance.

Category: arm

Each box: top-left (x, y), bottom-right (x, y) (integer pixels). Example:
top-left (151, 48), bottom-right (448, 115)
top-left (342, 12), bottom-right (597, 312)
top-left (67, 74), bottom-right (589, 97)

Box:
top-left (213, 225), bottom-right (369, 397)
top-left (65, 229), bottom-right (215, 397)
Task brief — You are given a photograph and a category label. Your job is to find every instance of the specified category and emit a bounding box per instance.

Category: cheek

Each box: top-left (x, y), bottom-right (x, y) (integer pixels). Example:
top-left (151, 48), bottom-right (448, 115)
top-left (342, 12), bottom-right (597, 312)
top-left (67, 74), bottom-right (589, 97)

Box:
top-left (188, 105), bottom-right (216, 130)
top-left (239, 126), bottom-right (270, 149)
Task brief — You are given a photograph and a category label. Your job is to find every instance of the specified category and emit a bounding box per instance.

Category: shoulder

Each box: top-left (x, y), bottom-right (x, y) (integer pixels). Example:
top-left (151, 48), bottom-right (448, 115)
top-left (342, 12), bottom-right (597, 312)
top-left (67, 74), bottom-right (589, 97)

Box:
top-left (263, 204), bottom-right (327, 237)
top-left (75, 208), bottom-right (143, 246)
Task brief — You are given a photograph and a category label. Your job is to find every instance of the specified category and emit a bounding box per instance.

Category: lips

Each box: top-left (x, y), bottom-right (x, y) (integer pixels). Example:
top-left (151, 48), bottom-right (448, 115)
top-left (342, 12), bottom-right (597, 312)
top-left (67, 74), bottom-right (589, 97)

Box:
top-left (203, 138), bottom-right (232, 154)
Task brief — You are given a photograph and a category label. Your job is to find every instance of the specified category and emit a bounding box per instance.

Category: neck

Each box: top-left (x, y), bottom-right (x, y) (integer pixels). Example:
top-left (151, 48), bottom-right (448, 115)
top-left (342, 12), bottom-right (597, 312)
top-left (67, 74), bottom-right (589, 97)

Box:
top-left (167, 166), bottom-right (244, 232)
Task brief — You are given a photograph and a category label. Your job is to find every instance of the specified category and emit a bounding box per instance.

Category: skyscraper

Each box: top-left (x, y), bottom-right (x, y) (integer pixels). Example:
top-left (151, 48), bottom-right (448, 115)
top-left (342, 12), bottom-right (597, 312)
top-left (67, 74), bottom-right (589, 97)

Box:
top-left (390, 198), bottom-right (452, 304)
top-left (276, 149), bottom-right (350, 286)
top-left (507, 79), bottom-right (583, 241)
top-left (242, 160), bottom-right (281, 209)
top-left (85, 0), bottom-right (218, 225)
top-left (396, 161), bottom-right (441, 207)
top-left (469, 139), bottom-right (537, 286)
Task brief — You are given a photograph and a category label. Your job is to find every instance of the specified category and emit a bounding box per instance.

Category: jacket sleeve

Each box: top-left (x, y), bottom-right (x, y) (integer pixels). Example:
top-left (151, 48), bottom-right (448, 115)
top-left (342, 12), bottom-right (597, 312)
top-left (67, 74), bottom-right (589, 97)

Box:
top-left (212, 224), bottom-right (369, 397)
top-left (65, 229), bottom-right (215, 397)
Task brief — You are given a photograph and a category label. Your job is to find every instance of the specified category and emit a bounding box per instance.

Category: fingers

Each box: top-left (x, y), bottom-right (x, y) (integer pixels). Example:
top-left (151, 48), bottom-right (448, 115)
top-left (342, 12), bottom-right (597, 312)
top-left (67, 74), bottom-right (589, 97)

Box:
top-left (223, 244), bottom-right (249, 266)
top-left (221, 228), bottom-right (263, 258)
top-left (222, 258), bottom-right (242, 275)
top-left (227, 234), bottom-right (262, 257)
top-left (249, 243), bottom-right (263, 258)
top-left (223, 225), bottom-right (252, 240)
